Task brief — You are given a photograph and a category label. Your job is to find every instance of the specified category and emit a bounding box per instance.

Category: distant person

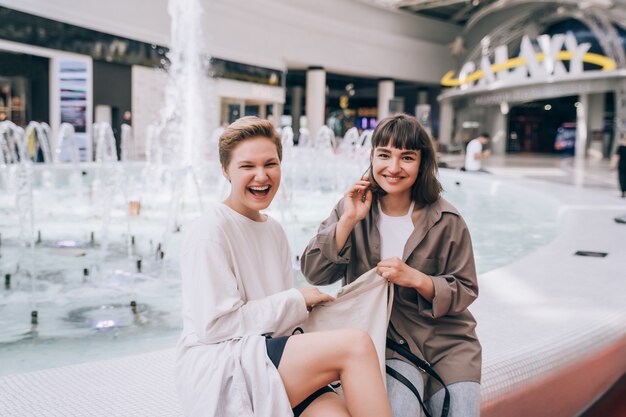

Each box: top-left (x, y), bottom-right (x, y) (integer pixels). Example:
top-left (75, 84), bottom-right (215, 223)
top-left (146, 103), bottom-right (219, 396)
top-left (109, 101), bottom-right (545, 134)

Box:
top-left (122, 110), bottom-right (132, 126)
top-left (464, 133), bottom-right (491, 172)
top-left (610, 134), bottom-right (626, 198)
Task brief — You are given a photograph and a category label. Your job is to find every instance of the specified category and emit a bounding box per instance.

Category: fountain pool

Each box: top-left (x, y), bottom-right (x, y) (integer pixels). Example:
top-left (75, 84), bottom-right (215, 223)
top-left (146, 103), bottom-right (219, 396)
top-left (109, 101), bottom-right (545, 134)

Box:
top-left (0, 160), bottom-right (560, 376)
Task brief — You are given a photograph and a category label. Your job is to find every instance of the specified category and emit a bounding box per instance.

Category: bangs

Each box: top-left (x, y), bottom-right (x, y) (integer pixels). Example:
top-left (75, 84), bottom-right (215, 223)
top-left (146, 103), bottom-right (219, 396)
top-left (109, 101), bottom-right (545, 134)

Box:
top-left (371, 116), bottom-right (426, 151)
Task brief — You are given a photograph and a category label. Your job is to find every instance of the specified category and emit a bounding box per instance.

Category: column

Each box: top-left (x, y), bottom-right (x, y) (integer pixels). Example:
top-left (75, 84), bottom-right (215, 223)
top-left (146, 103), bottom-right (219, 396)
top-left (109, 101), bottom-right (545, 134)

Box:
top-left (270, 102), bottom-right (282, 130)
top-left (613, 80), bottom-right (626, 154)
top-left (415, 90), bottom-right (432, 135)
top-left (291, 86), bottom-right (303, 143)
top-left (377, 79), bottom-right (395, 120)
top-left (587, 93), bottom-right (605, 158)
top-left (306, 67), bottom-right (326, 140)
top-left (575, 94), bottom-right (590, 161)
top-left (490, 106), bottom-right (507, 156)
top-left (439, 100), bottom-right (453, 147)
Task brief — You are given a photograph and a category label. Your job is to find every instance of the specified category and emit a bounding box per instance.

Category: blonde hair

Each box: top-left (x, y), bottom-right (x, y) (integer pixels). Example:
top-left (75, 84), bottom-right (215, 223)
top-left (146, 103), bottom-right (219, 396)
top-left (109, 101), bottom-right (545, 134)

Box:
top-left (219, 116), bottom-right (282, 167)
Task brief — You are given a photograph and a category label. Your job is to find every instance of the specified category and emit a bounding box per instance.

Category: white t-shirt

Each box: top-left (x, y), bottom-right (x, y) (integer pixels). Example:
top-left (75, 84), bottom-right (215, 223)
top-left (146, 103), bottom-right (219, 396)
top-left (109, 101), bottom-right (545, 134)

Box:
top-left (464, 138), bottom-right (483, 171)
top-left (377, 200), bottom-right (415, 260)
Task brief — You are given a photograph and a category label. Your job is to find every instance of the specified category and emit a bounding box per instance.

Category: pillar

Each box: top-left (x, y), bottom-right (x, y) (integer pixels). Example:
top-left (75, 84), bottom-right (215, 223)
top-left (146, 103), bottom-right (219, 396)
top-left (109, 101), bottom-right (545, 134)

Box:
top-left (377, 79), bottom-right (395, 120)
top-left (306, 67), bottom-right (326, 140)
top-left (613, 80), bottom-right (626, 154)
top-left (416, 90), bottom-right (432, 135)
top-left (490, 106), bottom-right (507, 156)
top-left (575, 94), bottom-right (589, 161)
top-left (587, 93), bottom-right (605, 158)
top-left (439, 100), bottom-right (453, 147)
top-left (291, 86), bottom-right (303, 143)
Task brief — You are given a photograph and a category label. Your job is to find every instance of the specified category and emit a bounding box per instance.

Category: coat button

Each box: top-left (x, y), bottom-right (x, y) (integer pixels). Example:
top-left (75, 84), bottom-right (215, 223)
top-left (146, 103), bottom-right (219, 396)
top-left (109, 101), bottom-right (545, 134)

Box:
top-left (398, 339), bottom-right (405, 345)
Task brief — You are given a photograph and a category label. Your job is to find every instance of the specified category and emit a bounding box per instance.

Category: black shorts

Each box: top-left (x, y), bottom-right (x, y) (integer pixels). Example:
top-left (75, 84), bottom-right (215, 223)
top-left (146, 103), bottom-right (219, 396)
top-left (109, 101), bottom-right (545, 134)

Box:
top-left (265, 336), bottom-right (336, 416)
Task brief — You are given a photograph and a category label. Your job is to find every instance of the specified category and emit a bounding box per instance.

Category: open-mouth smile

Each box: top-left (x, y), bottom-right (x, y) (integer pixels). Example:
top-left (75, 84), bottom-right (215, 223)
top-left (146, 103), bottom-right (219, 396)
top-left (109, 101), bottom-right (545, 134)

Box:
top-left (248, 185), bottom-right (271, 197)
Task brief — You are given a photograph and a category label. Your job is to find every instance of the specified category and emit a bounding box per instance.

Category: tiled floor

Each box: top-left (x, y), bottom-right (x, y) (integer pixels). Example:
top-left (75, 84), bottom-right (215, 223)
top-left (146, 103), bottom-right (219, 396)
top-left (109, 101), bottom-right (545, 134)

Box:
top-left (439, 153), bottom-right (624, 195)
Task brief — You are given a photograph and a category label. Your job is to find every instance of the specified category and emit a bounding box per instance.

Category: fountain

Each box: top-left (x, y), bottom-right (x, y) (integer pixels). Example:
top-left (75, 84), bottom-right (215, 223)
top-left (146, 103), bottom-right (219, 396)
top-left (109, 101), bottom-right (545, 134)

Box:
top-left (0, 0), bottom-right (561, 380)
top-left (54, 123), bottom-right (80, 164)
top-left (24, 122), bottom-right (53, 164)
top-left (342, 126), bottom-right (360, 149)
top-left (120, 123), bottom-right (133, 162)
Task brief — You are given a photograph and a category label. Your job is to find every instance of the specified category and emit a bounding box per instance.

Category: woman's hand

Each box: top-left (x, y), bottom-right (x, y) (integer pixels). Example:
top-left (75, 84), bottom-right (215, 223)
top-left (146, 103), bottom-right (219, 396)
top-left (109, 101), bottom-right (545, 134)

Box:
top-left (298, 287), bottom-right (335, 310)
top-left (341, 180), bottom-right (373, 224)
top-left (377, 257), bottom-right (435, 301)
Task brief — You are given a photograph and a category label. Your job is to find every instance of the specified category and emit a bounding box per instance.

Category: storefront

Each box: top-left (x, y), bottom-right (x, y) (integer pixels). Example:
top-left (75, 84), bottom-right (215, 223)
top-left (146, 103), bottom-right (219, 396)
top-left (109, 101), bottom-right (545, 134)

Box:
top-left (438, 19), bottom-right (626, 159)
top-left (0, 6), bottom-right (285, 160)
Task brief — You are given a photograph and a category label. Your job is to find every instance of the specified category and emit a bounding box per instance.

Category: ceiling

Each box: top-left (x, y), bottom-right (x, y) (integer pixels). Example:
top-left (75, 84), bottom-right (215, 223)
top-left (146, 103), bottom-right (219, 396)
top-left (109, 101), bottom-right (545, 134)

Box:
top-left (368, 0), bottom-right (626, 28)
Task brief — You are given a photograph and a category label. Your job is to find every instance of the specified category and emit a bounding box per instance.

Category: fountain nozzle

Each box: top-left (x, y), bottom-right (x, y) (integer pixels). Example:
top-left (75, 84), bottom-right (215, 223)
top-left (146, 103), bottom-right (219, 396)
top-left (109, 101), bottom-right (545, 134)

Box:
top-left (31, 310), bottom-right (38, 326)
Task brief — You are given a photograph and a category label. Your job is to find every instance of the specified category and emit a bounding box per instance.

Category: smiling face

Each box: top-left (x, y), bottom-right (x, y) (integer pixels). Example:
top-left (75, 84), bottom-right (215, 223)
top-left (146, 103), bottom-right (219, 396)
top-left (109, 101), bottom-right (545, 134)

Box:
top-left (223, 136), bottom-right (281, 221)
top-left (371, 143), bottom-right (421, 199)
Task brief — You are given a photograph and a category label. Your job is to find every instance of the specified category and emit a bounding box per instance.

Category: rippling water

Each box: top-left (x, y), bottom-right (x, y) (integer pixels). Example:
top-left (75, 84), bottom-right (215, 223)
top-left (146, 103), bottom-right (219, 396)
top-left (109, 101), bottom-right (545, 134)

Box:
top-left (0, 168), bottom-right (560, 376)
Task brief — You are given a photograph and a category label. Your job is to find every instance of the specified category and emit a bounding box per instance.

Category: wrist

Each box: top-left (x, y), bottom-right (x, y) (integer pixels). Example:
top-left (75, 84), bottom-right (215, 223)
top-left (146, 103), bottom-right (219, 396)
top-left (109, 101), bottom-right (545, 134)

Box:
top-left (339, 214), bottom-right (358, 229)
top-left (410, 269), bottom-right (426, 291)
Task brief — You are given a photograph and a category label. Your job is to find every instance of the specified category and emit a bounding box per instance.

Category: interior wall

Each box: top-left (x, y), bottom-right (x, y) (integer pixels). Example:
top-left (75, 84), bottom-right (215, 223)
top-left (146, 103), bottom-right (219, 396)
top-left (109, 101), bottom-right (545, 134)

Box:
top-left (0, 0), bottom-right (459, 84)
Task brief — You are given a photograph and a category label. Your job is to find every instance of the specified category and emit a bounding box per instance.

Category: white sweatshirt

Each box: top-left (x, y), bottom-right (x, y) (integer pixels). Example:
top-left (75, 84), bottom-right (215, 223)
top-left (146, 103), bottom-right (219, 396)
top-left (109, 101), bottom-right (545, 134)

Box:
top-left (175, 203), bottom-right (308, 417)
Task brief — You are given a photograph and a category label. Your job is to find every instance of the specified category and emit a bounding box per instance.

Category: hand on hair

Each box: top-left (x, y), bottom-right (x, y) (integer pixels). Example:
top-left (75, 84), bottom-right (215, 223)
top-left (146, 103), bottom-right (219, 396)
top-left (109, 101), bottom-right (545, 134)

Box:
top-left (341, 180), bottom-right (372, 224)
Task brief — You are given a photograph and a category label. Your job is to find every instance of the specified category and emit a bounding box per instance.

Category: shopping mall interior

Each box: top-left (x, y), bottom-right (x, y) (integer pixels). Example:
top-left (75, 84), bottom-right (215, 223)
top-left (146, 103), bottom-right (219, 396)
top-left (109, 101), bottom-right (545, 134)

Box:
top-left (0, 0), bottom-right (625, 416)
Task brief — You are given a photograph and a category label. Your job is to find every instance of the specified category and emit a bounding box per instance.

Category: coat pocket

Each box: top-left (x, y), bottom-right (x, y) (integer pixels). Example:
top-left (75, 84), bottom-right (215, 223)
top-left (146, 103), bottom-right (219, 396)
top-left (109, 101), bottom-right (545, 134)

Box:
top-left (409, 257), bottom-right (442, 276)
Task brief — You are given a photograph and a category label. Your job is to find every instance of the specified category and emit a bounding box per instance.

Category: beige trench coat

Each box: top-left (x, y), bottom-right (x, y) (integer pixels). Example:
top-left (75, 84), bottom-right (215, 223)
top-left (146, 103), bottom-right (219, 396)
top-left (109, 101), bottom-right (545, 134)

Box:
top-left (301, 196), bottom-right (481, 398)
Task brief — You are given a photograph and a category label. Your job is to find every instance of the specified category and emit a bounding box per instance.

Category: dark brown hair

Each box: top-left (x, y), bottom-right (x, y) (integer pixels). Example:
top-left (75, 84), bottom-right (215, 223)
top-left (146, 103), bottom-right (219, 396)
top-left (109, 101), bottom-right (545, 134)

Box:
top-left (219, 116), bottom-right (282, 167)
top-left (368, 113), bottom-right (442, 205)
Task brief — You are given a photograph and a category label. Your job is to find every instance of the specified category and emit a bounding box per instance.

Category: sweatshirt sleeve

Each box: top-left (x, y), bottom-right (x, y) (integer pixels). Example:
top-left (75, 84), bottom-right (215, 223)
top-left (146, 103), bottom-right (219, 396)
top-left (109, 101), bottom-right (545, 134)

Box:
top-left (181, 232), bottom-right (308, 344)
top-left (300, 199), bottom-right (351, 285)
top-left (420, 217), bottom-right (479, 319)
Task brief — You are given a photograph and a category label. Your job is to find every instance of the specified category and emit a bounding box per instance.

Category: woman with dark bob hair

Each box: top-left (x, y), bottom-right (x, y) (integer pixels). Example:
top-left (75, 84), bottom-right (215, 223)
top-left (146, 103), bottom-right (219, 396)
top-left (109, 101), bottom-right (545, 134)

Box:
top-left (301, 114), bottom-right (482, 417)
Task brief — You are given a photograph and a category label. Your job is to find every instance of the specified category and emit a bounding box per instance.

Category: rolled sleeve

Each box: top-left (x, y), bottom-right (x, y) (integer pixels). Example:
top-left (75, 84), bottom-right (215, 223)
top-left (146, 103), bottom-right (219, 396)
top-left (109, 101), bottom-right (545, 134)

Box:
top-left (317, 223), bottom-right (352, 264)
top-left (430, 275), bottom-right (453, 318)
top-left (417, 218), bottom-right (478, 319)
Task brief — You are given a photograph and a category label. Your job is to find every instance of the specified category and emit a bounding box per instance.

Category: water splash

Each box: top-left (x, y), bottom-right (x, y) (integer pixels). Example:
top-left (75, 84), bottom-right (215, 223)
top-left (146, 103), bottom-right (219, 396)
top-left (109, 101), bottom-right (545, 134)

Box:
top-left (24, 122), bottom-right (53, 164)
top-left (120, 124), bottom-right (133, 162)
top-left (54, 123), bottom-right (80, 164)
top-left (93, 123), bottom-right (118, 162)
top-left (162, 0), bottom-right (211, 167)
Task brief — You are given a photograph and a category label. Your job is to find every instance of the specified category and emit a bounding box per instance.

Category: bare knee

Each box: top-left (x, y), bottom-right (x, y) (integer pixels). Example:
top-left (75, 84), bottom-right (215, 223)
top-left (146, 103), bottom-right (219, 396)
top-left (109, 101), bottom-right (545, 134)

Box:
top-left (341, 329), bottom-right (377, 361)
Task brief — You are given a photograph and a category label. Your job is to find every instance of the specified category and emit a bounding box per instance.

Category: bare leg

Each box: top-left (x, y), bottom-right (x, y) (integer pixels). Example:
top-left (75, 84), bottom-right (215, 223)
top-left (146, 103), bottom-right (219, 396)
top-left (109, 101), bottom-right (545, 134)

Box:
top-left (299, 392), bottom-right (350, 417)
top-left (277, 329), bottom-right (392, 417)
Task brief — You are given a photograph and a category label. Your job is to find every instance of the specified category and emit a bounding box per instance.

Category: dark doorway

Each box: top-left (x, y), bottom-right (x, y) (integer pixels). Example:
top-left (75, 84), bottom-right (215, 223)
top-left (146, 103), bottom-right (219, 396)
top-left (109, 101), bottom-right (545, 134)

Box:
top-left (0, 51), bottom-right (49, 126)
top-left (93, 61), bottom-right (131, 160)
top-left (508, 96), bottom-right (577, 154)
